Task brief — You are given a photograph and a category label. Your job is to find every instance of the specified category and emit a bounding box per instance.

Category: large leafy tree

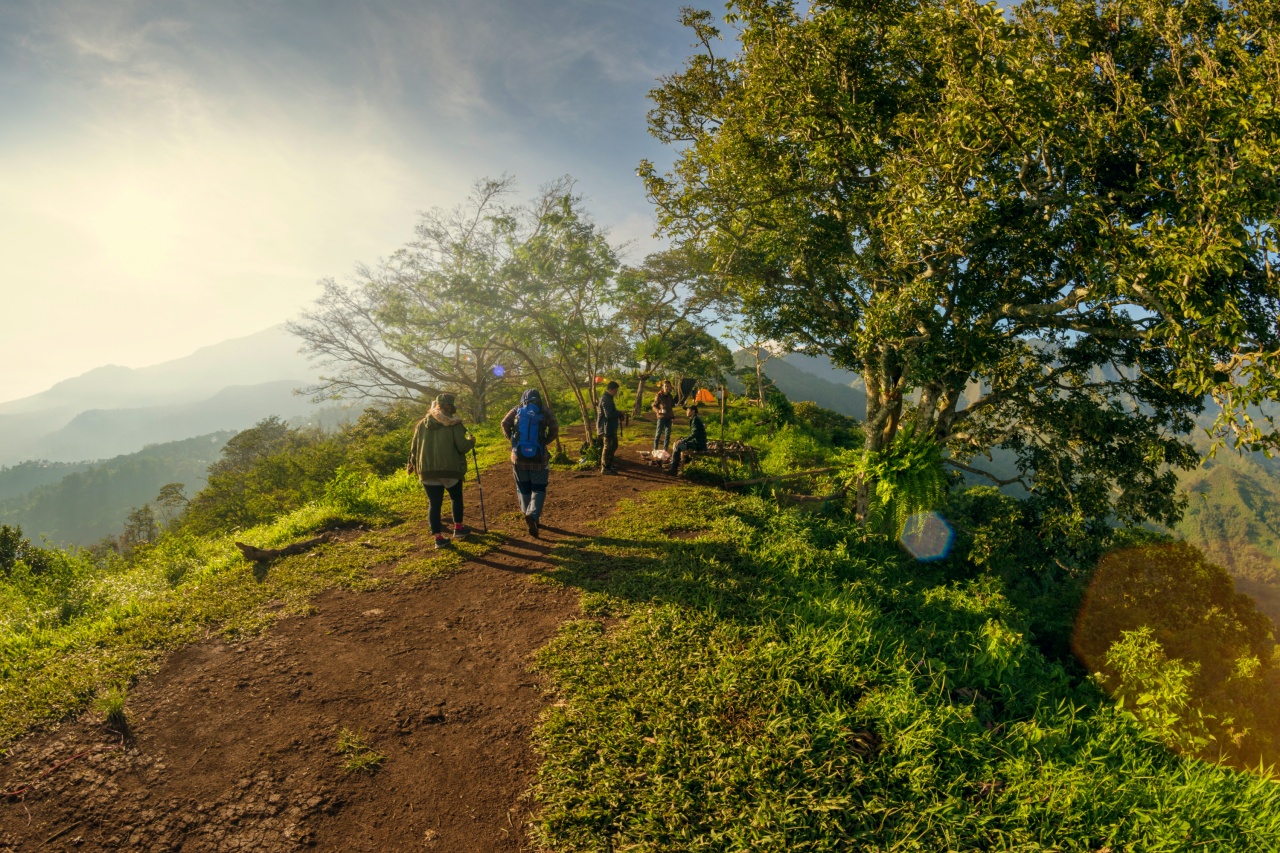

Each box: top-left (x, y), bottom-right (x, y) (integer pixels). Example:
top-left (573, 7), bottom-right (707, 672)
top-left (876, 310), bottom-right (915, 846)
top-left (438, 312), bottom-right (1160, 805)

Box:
top-left (495, 179), bottom-right (627, 437)
top-left (643, 0), bottom-right (1280, 524)
top-left (614, 247), bottom-right (725, 415)
top-left (290, 179), bottom-right (516, 422)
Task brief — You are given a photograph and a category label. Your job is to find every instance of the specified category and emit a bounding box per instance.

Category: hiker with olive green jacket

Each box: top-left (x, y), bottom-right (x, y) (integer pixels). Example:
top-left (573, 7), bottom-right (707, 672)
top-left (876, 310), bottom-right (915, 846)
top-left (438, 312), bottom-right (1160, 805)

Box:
top-left (407, 394), bottom-right (476, 549)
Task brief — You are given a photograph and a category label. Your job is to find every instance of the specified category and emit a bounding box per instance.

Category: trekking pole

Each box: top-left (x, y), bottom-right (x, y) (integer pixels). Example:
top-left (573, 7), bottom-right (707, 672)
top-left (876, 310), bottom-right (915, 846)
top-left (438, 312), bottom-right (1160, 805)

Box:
top-left (471, 448), bottom-right (488, 533)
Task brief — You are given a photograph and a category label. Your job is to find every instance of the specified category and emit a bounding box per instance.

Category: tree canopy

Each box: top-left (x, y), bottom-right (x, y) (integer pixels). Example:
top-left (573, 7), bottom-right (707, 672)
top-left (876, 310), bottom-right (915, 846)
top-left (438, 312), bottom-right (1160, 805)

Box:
top-left (291, 176), bottom-right (724, 435)
top-left (643, 0), bottom-right (1280, 525)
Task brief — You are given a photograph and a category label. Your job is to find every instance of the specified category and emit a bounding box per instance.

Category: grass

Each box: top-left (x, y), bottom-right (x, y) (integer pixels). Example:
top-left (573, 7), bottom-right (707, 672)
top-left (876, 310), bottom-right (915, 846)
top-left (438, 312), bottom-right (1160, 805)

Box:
top-left (93, 684), bottom-right (128, 730)
top-left (336, 727), bottom-right (385, 774)
top-left (0, 466), bottom-right (503, 750)
top-left (531, 486), bottom-right (1280, 852)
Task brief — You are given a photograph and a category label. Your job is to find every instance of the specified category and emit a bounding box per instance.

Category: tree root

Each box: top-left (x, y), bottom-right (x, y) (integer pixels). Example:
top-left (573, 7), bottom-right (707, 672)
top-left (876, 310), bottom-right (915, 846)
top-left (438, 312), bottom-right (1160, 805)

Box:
top-left (234, 532), bottom-right (337, 564)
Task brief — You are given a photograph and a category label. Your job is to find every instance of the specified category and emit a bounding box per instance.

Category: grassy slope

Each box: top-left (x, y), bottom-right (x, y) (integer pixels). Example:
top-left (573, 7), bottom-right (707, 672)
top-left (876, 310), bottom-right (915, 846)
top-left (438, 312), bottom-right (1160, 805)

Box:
top-left (533, 487), bottom-right (1280, 852)
top-left (0, 423), bottom-right (517, 747)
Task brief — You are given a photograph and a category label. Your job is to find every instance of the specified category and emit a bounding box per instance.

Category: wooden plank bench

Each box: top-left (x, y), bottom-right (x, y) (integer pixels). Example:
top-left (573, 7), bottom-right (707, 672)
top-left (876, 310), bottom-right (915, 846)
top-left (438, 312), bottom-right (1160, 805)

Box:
top-left (639, 440), bottom-right (762, 479)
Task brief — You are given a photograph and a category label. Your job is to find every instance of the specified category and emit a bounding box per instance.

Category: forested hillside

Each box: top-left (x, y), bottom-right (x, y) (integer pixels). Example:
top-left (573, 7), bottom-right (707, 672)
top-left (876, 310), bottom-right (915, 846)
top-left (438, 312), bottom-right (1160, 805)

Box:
top-left (0, 461), bottom-right (92, 503)
top-left (1176, 450), bottom-right (1280, 626)
top-left (0, 433), bottom-right (232, 546)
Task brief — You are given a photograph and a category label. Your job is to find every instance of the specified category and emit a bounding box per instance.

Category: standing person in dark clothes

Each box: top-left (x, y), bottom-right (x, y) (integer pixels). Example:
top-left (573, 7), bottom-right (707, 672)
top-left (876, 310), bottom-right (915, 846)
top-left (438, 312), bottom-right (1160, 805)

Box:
top-left (500, 388), bottom-right (560, 538)
top-left (668, 405), bottom-right (708, 476)
top-left (596, 380), bottom-right (621, 475)
top-left (407, 393), bottom-right (476, 549)
top-left (651, 379), bottom-right (676, 453)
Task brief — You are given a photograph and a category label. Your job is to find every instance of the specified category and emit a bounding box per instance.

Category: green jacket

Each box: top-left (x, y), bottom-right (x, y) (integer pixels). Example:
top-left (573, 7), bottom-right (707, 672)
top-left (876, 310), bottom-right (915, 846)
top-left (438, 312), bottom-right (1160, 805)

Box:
top-left (409, 406), bottom-right (476, 481)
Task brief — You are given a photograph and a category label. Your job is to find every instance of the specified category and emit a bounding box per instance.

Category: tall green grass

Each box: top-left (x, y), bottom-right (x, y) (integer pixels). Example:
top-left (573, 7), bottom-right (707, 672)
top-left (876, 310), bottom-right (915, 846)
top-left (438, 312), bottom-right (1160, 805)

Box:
top-left (0, 468), bottom-right (450, 746)
top-left (532, 487), bottom-right (1280, 852)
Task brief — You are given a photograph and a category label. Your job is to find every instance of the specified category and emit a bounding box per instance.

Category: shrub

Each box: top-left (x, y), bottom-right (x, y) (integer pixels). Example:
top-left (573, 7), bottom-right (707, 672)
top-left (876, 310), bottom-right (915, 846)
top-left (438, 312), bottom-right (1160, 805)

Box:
top-left (792, 401), bottom-right (862, 448)
top-left (336, 727), bottom-right (385, 774)
top-left (94, 684), bottom-right (128, 730)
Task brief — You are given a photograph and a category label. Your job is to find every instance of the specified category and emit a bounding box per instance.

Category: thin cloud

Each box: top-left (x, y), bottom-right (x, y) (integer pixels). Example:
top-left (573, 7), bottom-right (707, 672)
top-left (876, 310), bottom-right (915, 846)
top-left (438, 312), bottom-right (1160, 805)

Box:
top-left (0, 0), bottom-right (697, 401)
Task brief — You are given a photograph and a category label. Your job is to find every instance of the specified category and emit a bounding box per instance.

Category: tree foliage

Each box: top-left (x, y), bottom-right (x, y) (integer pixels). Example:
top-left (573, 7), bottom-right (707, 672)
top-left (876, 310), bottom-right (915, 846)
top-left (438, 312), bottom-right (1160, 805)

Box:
top-left (614, 246), bottom-right (726, 414)
top-left (291, 176), bottom-right (675, 436)
top-left (643, 0), bottom-right (1280, 526)
top-left (290, 180), bottom-right (515, 422)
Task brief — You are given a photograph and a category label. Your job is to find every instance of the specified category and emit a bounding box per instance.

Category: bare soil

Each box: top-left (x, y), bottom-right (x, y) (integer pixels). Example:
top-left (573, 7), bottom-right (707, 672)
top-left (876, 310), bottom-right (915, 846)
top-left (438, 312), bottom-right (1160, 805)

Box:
top-left (0, 436), bottom-right (674, 852)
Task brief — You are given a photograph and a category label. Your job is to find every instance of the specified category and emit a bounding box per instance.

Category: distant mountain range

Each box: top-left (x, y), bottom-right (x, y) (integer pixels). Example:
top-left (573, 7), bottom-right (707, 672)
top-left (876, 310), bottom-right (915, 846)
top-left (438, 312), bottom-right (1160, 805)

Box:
top-left (732, 351), bottom-right (868, 418)
top-left (0, 326), bottom-right (327, 465)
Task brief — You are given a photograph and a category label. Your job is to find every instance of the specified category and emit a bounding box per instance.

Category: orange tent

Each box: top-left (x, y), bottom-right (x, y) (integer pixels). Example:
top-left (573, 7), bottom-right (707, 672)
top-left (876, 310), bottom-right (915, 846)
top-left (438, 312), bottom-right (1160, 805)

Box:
top-left (694, 388), bottom-right (718, 405)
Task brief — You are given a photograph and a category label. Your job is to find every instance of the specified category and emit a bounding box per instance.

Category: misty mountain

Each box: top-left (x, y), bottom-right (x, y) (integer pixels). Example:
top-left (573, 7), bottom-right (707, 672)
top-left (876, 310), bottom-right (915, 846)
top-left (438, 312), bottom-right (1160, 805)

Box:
top-left (0, 326), bottom-right (324, 465)
top-left (0, 432), bottom-right (233, 546)
top-left (734, 351), bottom-right (868, 418)
top-left (23, 381), bottom-right (321, 463)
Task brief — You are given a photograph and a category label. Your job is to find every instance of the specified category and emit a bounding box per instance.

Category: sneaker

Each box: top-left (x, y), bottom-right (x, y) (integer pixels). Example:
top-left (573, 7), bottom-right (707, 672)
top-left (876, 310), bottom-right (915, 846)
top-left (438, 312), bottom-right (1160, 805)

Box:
top-left (524, 515), bottom-right (539, 538)
top-left (434, 536), bottom-right (452, 550)
top-left (452, 525), bottom-right (470, 541)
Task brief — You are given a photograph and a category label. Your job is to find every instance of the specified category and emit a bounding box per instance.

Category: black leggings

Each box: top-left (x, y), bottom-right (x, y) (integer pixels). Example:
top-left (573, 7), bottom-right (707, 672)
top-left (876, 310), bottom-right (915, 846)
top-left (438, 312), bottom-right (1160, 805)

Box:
top-left (423, 482), bottom-right (464, 535)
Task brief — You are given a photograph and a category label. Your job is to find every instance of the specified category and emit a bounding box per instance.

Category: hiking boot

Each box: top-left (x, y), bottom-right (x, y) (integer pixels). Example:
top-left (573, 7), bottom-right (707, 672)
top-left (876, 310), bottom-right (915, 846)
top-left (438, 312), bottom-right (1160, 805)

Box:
top-left (600, 467), bottom-right (619, 476)
top-left (525, 515), bottom-right (540, 538)
top-left (434, 536), bottom-right (452, 550)
top-left (452, 525), bottom-right (470, 541)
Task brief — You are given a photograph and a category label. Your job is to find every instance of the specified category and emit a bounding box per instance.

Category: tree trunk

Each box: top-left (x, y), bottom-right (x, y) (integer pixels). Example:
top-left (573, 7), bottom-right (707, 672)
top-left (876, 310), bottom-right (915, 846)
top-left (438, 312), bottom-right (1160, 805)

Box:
top-left (755, 353), bottom-right (766, 408)
top-left (632, 374), bottom-right (649, 418)
top-left (719, 382), bottom-right (728, 478)
top-left (571, 384), bottom-right (595, 441)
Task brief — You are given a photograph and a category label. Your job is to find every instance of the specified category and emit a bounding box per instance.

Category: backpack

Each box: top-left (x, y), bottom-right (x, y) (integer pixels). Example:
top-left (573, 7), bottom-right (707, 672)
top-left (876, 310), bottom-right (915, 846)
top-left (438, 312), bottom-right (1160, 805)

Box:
top-left (513, 403), bottom-right (544, 460)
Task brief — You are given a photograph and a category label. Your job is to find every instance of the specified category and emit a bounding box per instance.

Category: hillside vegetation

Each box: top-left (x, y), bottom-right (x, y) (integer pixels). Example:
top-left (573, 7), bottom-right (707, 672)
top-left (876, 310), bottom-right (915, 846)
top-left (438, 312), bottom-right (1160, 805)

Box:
top-left (535, 487), bottom-right (1280, 851)
top-left (0, 433), bottom-right (233, 546)
top-left (1, 393), bottom-right (1279, 848)
top-left (1175, 451), bottom-right (1280, 625)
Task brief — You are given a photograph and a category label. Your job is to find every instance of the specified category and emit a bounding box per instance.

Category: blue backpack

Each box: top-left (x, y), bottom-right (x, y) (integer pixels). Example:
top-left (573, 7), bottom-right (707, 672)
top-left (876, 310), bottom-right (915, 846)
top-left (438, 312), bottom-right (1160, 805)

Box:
top-left (513, 402), bottom-right (544, 460)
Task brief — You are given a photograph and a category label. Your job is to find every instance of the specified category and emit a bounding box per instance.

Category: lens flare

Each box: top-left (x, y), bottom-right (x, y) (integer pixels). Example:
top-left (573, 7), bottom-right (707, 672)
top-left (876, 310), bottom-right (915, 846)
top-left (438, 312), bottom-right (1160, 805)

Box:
top-left (899, 511), bottom-right (954, 561)
top-left (1073, 542), bottom-right (1280, 770)
top-left (493, 365), bottom-right (505, 377)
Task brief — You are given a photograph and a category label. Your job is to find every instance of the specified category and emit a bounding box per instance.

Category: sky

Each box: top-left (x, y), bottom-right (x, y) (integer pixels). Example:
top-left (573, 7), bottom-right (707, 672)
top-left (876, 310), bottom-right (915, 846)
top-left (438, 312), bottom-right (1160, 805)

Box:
top-left (0, 0), bottom-right (700, 402)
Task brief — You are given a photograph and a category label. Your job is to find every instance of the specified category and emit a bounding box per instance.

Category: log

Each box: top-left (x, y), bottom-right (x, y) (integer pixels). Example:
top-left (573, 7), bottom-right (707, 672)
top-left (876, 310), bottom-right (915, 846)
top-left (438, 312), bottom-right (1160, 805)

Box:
top-left (777, 489), bottom-right (847, 505)
top-left (235, 532), bottom-right (337, 563)
top-left (723, 467), bottom-right (841, 488)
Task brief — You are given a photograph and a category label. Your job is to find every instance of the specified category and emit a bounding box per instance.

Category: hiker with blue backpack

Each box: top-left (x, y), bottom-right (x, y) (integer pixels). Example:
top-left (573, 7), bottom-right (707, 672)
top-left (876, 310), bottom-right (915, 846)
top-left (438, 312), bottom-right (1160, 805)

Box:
top-left (500, 388), bottom-right (560, 538)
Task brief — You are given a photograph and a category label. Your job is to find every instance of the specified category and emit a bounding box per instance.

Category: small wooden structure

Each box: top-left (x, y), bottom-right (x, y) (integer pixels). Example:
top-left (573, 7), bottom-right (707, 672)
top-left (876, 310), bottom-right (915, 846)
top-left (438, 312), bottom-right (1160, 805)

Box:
top-left (639, 438), bottom-right (762, 480)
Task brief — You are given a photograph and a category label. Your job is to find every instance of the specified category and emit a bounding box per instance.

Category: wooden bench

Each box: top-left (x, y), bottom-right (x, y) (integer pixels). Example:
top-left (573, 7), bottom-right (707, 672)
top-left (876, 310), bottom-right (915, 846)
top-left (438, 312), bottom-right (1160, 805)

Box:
top-left (640, 439), bottom-right (762, 479)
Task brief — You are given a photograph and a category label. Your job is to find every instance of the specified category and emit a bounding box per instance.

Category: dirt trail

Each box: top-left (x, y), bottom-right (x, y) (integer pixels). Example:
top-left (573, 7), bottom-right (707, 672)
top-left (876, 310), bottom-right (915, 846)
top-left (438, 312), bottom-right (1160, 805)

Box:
top-left (0, 436), bottom-right (674, 852)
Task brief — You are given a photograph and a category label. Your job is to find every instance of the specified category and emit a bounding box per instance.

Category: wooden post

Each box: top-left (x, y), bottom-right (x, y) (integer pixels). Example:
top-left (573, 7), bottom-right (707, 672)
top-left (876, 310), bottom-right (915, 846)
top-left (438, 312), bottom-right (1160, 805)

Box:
top-left (719, 382), bottom-right (728, 480)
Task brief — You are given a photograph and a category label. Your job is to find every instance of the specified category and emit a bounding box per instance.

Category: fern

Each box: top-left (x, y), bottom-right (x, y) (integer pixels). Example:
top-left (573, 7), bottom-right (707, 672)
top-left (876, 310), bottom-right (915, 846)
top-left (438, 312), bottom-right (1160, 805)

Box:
top-left (857, 425), bottom-right (948, 536)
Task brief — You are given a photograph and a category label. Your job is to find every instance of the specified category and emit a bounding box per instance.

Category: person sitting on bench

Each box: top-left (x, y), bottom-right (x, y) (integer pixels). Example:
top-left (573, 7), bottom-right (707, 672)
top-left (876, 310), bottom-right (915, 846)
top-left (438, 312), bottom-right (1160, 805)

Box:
top-left (668, 405), bottom-right (708, 475)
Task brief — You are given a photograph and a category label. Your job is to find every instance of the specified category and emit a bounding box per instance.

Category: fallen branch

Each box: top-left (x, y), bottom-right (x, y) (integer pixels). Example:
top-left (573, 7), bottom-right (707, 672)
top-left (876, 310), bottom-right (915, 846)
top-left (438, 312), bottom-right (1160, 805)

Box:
top-left (724, 467), bottom-right (841, 488)
top-left (777, 489), bottom-right (847, 505)
top-left (235, 532), bottom-right (338, 564)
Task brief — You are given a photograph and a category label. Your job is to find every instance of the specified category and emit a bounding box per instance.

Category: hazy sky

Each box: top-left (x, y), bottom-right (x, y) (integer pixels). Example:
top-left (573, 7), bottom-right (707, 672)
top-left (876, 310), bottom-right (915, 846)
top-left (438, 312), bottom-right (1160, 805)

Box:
top-left (0, 0), bottom-right (698, 402)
